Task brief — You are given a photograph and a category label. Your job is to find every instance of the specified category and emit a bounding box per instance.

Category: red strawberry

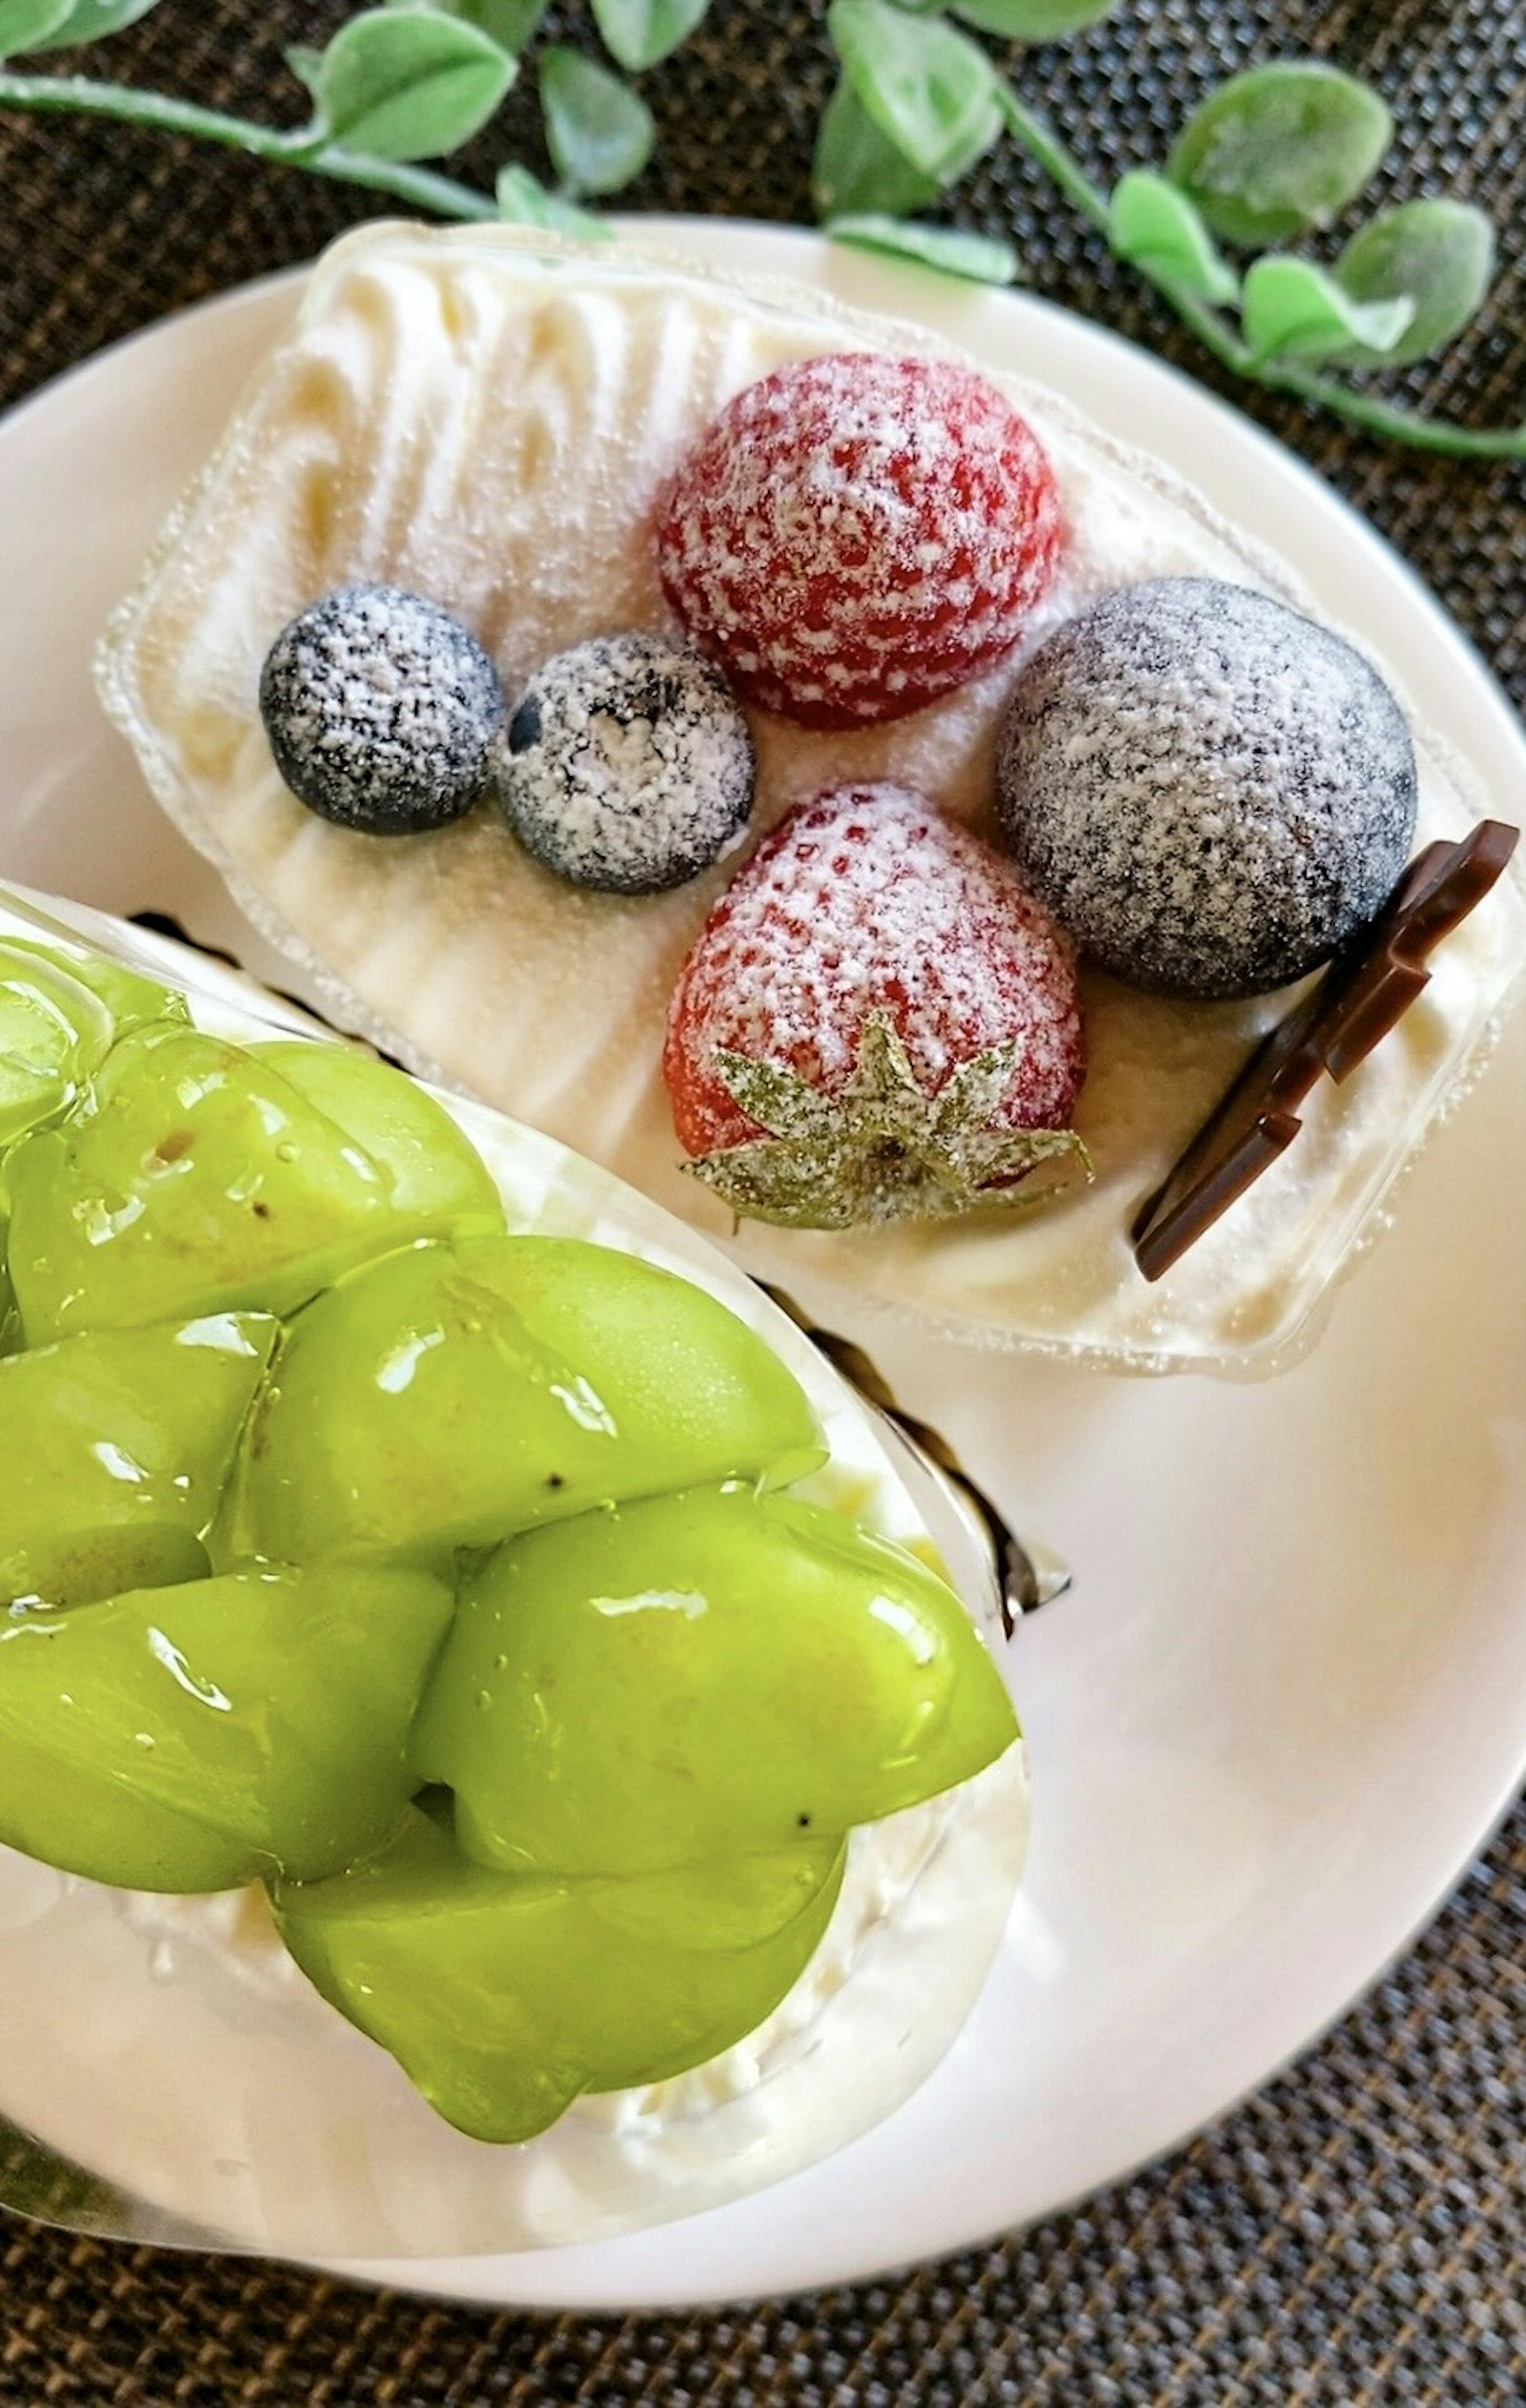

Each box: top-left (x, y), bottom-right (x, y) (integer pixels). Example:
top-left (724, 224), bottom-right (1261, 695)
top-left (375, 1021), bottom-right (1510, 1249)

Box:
top-left (655, 352), bottom-right (1061, 731)
top-left (663, 784), bottom-right (1088, 1229)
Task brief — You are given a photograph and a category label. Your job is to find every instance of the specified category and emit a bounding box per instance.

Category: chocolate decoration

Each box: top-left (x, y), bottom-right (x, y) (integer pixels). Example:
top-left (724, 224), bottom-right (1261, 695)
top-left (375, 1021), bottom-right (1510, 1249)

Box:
top-left (1131, 819), bottom-right (1520, 1282)
top-left (756, 1282), bottom-right (1070, 1637)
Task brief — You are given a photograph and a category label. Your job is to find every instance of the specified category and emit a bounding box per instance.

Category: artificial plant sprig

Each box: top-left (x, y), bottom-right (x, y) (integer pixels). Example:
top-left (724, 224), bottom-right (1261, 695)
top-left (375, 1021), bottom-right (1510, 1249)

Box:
top-left (0, 0), bottom-right (1520, 459)
top-left (820, 1), bottom-right (1521, 458)
top-left (0, 0), bottom-right (635, 228)
top-left (984, 80), bottom-right (1518, 461)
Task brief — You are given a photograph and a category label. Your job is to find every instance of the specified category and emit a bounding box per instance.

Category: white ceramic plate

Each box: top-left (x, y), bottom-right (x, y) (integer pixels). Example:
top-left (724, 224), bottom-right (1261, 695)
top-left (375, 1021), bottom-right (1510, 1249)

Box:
top-left (1, 220), bottom-right (1523, 2311)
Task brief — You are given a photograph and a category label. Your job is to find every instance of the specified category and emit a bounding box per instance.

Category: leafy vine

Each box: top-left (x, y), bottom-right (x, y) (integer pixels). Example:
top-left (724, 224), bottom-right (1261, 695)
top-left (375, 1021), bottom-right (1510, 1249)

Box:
top-left (0, 0), bottom-right (1518, 457)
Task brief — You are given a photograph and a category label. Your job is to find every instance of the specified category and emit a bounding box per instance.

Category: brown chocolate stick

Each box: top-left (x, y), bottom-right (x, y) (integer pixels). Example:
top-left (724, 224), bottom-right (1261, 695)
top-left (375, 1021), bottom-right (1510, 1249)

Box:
top-left (1131, 819), bottom-right (1520, 1281)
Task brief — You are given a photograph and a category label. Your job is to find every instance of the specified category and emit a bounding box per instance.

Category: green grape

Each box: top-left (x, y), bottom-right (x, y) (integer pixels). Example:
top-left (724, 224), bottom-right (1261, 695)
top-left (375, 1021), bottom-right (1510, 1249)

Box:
top-left (0, 938), bottom-right (186, 1154)
top-left (0, 948), bottom-right (116, 1150)
top-left (587, 1839), bottom-right (845, 1953)
top-left (0, 1242), bottom-right (17, 1358)
top-left (0, 1561), bottom-right (453, 1890)
top-left (244, 1039), bottom-right (503, 1236)
top-left (0, 925), bottom-right (1015, 2140)
top-left (236, 1234), bottom-right (825, 1565)
top-left (0, 950), bottom-right (107, 1150)
top-left (272, 1805), bottom-right (846, 2142)
top-left (4, 1023), bottom-right (503, 1343)
top-left (0, 936), bottom-right (188, 1042)
top-left (412, 1484), bottom-right (1018, 1878)
top-left (0, 1310), bottom-right (278, 1607)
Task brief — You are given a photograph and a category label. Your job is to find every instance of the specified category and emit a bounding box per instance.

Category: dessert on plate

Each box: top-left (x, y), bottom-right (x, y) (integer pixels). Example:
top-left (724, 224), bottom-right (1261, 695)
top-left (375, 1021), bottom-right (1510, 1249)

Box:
top-left (96, 224), bottom-right (1526, 1372)
top-left (0, 882), bottom-right (1027, 2257)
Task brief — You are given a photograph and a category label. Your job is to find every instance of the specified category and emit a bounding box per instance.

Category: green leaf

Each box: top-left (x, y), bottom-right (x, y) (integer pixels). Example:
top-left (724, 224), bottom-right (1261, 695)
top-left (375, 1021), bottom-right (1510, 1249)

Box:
top-left (1241, 253), bottom-right (1413, 366)
top-left (591, 0), bottom-right (711, 74)
top-left (1108, 169), bottom-right (1238, 304)
top-left (951, 0), bottom-right (1117, 38)
top-left (689, 1016), bottom-right (1088, 1230)
top-left (1334, 198), bottom-right (1495, 367)
top-left (298, 9), bottom-right (515, 163)
top-left (495, 161), bottom-right (611, 238)
top-left (0, 0), bottom-right (76, 56)
top-left (384, 0), bottom-right (548, 57)
top-left (1167, 61), bottom-right (1393, 248)
top-left (285, 42), bottom-right (324, 93)
top-left (813, 75), bottom-right (940, 219)
top-left (25, 0), bottom-right (164, 48)
top-left (539, 44), bottom-right (654, 196)
top-left (828, 0), bottom-right (1003, 184)
top-left (827, 213), bottom-right (1021, 286)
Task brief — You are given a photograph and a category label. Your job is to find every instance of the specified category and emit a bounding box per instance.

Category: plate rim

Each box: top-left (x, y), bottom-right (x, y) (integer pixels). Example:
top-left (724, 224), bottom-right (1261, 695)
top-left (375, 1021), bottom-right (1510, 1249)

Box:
top-left (0, 213), bottom-right (1523, 2312)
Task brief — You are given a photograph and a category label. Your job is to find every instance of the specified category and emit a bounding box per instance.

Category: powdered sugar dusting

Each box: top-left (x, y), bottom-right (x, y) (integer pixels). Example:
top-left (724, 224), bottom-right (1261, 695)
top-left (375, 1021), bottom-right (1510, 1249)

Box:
top-left (995, 577), bottom-right (1419, 999)
top-left (259, 584), bottom-right (504, 834)
top-left (99, 224), bottom-right (1526, 1367)
top-left (666, 782), bottom-right (1083, 1159)
top-left (657, 353), bottom-right (1061, 730)
top-left (497, 632), bottom-right (754, 894)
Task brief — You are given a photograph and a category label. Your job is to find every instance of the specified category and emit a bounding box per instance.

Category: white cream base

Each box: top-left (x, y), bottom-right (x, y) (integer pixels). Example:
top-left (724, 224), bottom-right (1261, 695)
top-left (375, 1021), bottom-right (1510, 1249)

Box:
top-left (0, 884), bottom-right (1027, 2259)
top-left (96, 224), bottom-right (1526, 1377)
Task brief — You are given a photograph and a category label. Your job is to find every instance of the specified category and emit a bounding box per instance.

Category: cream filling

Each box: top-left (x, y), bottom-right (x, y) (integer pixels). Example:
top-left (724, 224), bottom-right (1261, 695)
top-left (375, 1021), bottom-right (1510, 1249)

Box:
top-left (97, 224), bottom-right (1526, 1374)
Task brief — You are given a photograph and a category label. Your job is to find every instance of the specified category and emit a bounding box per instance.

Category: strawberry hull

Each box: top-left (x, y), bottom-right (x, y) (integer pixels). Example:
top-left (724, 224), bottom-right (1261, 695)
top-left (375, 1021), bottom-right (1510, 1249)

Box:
top-left (665, 785), bottom-right (1088, 1229)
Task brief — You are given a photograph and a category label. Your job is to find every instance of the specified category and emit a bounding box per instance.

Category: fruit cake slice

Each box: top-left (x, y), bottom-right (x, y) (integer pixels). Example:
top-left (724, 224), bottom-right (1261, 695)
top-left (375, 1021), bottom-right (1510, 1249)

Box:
top-left (0, 880), bottom-right (1029, 2260)
top-left (97, 223), bottom-right (1526, 1374)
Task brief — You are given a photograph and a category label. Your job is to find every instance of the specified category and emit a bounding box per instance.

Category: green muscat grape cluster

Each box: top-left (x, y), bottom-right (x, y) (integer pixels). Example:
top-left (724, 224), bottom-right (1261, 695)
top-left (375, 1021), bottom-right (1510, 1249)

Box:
top-left (0, 926), bottom-right (1019, 2142)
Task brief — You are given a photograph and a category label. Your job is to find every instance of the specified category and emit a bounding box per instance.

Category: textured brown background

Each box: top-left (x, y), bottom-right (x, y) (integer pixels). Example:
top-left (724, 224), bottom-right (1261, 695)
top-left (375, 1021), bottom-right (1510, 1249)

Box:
top-left (1, 1), bottom-right (1524, 2400)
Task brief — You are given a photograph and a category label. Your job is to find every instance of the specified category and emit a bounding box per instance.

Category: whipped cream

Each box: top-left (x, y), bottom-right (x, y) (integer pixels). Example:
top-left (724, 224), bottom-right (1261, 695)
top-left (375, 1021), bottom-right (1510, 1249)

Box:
top-left (0, 883), bottom-right (1027, 2259)
top-left (97, 224), bottom-right (1526, 1373)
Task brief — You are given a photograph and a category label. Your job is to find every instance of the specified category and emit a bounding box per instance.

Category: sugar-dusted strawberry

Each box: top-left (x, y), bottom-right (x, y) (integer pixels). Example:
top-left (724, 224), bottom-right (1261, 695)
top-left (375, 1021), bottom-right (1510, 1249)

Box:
top-left (663, 784), bottom-right (1088, 1230)
top-left (655, 352), bottom-right (1062, 731)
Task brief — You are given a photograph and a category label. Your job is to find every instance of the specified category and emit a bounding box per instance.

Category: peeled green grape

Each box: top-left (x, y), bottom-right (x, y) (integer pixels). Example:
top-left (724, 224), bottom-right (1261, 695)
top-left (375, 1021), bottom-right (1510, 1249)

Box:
top-left (244, 1039), bottom-right (503, 1235)
top-left (412, 1484), bottom-right (1018, 1878)
top-left (273, 1806), bottom-right (846, 2142)
top-left (0, 1245), bottom-right (17, 1358)
top-left (0, 1561), bottom-right (453, 1890)
top-left (0, 1310), bottom-right (278, 1607)
top-left (4, 1023), bottom-right (503, 1343)
top-left (587, 1840), bottom-right (846, 1953)
top-left (0, 938), bottom-right (186, 1154)
top-left (2, 935), bottom-right (188, 1039)
top-left (0, 952), bottom-right (105, 1150)
top-left (236, 1234), bottom-right (825, 1565)
top-left (1, 946), bottom-right (137, 1154)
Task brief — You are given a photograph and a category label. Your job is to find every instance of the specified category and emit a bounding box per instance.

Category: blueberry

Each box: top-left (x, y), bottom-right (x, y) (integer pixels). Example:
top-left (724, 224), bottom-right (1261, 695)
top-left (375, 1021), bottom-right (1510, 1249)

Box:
top-left (994, 578), bottom-right (1418, 999)
top-left (496, 633), bottom-right (755, 895)
top-left (259, 586), bottom-right (505, 836)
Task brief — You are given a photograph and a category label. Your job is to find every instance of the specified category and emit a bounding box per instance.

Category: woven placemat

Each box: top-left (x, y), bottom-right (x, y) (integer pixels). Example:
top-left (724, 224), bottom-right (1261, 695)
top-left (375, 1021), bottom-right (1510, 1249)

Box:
top-left (1, 1814), bottom-right (1522, 2404)
top-left (3, 0), bottom-right (1523, 703)
top-left (0, 3), bottom-right (1523, 2400)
